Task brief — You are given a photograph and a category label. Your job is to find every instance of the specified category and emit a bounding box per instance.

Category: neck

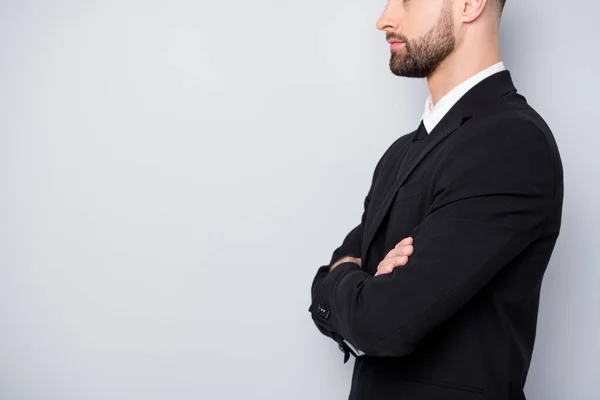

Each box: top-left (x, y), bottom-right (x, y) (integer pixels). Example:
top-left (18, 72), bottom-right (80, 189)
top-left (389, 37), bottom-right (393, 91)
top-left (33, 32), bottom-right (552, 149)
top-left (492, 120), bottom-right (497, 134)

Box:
top-left (426, 40), bottom-right (501, 106)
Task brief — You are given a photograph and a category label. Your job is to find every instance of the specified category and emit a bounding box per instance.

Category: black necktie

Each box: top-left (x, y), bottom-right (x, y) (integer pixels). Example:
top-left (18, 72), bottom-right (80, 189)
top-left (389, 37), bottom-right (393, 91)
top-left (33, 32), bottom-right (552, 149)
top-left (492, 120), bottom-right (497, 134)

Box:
top-left (412, 120), bottom-right (428, 141)
top-left (396, 121), bottom-right (427, 179)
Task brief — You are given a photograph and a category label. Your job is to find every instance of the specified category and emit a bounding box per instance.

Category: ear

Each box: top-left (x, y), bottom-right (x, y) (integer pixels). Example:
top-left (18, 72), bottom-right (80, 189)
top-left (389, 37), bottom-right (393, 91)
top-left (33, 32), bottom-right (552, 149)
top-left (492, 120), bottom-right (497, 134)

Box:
top-left (458, 0), bottom-right (489, 23)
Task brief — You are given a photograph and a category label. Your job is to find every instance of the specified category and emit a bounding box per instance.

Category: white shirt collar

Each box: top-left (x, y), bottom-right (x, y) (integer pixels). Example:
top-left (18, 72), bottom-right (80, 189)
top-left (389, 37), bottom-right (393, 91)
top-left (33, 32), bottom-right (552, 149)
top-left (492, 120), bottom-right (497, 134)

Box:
top-left (421, 61), bottom-right (506, 133)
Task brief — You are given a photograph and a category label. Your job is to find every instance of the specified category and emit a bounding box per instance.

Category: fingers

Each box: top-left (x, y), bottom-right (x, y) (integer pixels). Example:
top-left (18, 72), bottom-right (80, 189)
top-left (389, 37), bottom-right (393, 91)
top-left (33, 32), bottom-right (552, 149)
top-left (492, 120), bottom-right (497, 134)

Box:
top-left (375, 255), bottom-right (409, 276)
top-left (330, 256), bottom-right (362, 271)
top-left (383, 237), bottom-right (413, 258)
top-left (396, 236), bottom-right (413, 247)
top-left (376, 255), bottom-right (408, 274)
top-left (384, 244), bottom-right (414, 259)
top-left (375, 237), bottom-right (414, 276)
top-left (342, 256), bottom-right (361, 266)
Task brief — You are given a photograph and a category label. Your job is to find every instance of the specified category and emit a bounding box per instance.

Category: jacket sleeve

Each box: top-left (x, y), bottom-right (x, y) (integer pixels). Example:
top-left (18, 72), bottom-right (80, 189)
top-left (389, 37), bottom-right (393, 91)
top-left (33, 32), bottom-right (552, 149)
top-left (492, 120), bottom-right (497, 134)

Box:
top-left (308, 137), bottom-right (400, 349)
top-left (309, 118), bottom-right (559, 357)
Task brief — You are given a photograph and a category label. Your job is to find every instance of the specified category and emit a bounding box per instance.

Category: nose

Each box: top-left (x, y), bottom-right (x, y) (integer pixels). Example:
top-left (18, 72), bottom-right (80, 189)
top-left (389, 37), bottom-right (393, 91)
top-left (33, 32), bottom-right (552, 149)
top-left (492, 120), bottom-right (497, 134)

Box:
top-left (376, 2), bottom-right (400, 32)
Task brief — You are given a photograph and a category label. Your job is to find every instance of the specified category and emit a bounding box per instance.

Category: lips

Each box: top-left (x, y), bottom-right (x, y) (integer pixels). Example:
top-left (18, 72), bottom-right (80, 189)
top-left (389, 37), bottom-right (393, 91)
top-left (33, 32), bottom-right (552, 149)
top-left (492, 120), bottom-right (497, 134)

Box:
top-left (388, 40), bottom-right (405, 50)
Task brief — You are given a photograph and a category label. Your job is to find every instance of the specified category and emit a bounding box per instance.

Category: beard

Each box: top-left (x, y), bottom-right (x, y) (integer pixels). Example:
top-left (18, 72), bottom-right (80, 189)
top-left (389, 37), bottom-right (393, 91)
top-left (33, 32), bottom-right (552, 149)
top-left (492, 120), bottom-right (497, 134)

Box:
top-left (388, 1), bottom-right (456, 78)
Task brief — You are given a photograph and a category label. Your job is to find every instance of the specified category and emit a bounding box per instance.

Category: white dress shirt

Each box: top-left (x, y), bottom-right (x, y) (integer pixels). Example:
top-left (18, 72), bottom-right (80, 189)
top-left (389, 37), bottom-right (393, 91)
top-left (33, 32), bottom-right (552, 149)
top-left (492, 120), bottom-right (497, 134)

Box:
top-left (421, 61), bottom-right (506, 133)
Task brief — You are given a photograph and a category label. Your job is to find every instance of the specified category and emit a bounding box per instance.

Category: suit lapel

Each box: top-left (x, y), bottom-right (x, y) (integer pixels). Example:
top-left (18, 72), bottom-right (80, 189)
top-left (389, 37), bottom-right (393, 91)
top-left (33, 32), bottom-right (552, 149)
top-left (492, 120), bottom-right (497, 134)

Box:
top-left (361, 113), bottom-right (471, 259)
top-left (361, 70), bottom-right (517, 263)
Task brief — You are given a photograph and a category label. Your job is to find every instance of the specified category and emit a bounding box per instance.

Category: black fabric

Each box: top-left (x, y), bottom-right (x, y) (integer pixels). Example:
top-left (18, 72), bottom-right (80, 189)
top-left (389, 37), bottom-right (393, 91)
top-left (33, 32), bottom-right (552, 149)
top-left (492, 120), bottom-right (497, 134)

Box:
top-left (412, 119), bottom-right (428, 141)
top-left (308, 70), bottom-right (564, 400)
top-left (395, 120), bottom-right (427, 181)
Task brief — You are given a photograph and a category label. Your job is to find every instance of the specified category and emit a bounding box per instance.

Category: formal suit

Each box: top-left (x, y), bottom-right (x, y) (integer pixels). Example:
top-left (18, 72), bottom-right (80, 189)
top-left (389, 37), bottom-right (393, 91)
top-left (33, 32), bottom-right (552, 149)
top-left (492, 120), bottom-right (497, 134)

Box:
top-left (308, 69), bottom-right (564, 400)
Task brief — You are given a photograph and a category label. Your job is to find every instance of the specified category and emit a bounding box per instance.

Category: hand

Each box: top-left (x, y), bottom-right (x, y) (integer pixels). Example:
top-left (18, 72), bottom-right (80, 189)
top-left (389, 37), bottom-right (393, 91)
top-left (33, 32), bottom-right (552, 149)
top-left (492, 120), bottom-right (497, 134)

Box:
top-left (375, 237), bottom-right (414, 276)
top-left (330, 256), bottom-right (361, 271)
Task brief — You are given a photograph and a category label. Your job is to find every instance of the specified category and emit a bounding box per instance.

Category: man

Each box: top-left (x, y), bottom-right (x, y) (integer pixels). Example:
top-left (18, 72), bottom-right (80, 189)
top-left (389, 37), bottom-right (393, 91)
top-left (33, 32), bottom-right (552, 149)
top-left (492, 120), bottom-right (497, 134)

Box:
top-left (308, 0), bottom-right (563, 399)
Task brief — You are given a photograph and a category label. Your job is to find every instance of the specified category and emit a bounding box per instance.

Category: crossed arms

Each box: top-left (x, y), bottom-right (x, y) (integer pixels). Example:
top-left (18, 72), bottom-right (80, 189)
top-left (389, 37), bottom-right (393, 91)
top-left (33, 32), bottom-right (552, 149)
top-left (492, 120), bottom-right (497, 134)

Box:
top-left (309, 119), bottom-right (557, 357)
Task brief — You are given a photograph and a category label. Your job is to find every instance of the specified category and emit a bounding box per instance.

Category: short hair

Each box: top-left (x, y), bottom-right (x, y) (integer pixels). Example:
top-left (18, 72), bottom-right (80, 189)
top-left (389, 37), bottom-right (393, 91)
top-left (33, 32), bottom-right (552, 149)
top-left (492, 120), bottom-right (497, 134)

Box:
top-left (497, 0), bottom-right (506, 12)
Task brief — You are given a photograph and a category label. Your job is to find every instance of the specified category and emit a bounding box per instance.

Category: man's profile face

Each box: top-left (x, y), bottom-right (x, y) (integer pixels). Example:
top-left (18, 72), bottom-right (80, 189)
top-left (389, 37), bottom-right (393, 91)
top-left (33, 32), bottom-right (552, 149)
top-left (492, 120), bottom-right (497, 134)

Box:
top-left (377, 0), bottom-right (457, 78)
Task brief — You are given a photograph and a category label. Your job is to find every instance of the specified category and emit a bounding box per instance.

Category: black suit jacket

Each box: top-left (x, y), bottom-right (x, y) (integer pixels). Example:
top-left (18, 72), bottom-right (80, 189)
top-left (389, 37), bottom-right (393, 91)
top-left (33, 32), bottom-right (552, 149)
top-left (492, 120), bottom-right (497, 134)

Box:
top-left (309, 71), bottom-right (564, 400)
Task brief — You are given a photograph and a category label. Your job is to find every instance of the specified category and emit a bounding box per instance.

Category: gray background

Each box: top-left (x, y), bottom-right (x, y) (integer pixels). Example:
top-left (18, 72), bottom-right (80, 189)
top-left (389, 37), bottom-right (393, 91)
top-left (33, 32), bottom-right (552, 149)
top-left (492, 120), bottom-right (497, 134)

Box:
top-left (1, 1), bottom-right (598, 399)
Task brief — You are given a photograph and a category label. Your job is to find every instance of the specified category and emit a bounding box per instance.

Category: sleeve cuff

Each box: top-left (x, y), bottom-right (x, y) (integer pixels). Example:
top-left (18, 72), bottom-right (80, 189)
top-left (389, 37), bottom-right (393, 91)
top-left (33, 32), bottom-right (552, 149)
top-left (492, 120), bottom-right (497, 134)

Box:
top-left (308, 261), bottom-right (363, 331)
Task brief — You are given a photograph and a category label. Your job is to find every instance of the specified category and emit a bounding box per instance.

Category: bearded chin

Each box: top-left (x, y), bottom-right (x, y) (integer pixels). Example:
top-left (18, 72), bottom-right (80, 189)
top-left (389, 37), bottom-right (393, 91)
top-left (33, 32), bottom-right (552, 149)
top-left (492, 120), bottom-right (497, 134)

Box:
top-left (389, 51), bottom-right (429, 78)
top-left (388, 0), bottom-right (456, 78)
top-left (389, 38), bottom-right (455, 78)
